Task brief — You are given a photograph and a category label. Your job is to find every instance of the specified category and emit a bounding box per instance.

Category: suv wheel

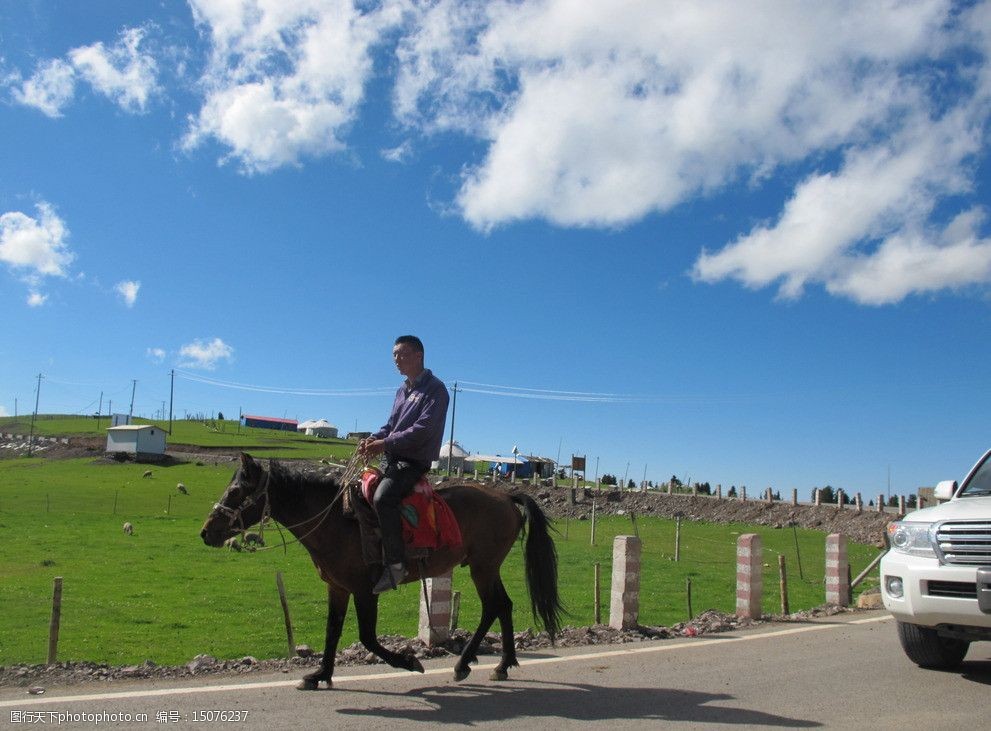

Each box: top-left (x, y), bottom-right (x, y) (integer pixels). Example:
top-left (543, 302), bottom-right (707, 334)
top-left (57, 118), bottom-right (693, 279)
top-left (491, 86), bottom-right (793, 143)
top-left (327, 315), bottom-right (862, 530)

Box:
top-left (896, 621), bottom-right (970, 669)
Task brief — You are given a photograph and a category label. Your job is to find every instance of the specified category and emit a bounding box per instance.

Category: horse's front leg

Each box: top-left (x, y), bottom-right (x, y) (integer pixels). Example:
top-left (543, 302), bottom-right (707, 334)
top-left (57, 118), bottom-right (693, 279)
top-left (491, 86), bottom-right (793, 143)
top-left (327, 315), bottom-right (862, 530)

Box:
top-left (352, 589), bottom-right (424, 674)
top-left (298, 584), bottom-right (349, 691)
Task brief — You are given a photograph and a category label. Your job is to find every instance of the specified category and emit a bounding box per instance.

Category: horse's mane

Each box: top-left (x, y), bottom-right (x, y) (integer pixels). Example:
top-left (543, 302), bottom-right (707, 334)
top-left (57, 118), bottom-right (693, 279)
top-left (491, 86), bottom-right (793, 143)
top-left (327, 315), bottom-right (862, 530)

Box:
top-left (267, 460), bottom-right (343, 509)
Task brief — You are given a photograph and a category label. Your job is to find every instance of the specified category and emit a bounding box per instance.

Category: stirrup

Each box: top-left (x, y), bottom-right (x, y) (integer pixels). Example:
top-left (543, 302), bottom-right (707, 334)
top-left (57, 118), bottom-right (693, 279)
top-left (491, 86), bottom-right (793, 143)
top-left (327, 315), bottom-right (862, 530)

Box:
top-left (372, 564), bottom-right (406, 594)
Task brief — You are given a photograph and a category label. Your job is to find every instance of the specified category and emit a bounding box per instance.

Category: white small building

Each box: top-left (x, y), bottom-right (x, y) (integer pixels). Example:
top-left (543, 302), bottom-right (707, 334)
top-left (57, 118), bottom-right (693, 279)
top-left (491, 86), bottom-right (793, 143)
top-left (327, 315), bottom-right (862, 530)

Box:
top-left (106, 425), bottom-right (167, 458)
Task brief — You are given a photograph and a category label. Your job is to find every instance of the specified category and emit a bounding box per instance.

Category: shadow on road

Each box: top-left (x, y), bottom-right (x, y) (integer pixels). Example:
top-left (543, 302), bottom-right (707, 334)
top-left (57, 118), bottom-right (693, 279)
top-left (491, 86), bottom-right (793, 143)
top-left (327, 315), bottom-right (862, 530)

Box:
top-left (960, 659), bottom-right (991, 685)
top-left (334, 679), bottom-right (822, 726)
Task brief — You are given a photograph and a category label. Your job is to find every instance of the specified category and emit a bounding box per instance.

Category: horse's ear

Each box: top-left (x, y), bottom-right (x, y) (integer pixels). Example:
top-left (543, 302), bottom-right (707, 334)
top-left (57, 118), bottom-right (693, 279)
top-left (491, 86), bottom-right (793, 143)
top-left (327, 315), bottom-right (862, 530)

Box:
top-left (240, 453), bottom-right (255, 469)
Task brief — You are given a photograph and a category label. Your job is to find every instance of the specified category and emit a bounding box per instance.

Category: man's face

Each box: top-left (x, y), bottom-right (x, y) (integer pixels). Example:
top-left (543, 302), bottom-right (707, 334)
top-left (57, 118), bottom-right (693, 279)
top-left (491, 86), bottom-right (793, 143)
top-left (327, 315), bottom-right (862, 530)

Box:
top-left (392, 343), bottom-right (423, 379)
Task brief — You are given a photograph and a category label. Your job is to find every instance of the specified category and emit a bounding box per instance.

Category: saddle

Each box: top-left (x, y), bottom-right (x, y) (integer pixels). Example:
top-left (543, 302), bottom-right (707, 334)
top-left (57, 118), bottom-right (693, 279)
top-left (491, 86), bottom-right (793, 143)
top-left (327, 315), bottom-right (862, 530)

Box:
top-left (343, 468), bottom-right (462, 567)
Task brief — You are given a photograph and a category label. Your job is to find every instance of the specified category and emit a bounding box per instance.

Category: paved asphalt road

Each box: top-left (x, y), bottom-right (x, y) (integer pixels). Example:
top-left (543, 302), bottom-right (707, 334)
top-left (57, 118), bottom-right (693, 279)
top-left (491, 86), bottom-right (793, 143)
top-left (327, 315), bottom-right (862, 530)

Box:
top-left (2, 612), bottom-right (989, 730)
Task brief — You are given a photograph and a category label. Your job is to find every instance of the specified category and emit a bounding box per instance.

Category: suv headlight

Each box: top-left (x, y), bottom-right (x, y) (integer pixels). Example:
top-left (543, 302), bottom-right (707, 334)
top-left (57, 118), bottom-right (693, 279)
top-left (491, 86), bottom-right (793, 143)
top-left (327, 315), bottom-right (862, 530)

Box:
top-left (887, 521), bottom-right (936, 558)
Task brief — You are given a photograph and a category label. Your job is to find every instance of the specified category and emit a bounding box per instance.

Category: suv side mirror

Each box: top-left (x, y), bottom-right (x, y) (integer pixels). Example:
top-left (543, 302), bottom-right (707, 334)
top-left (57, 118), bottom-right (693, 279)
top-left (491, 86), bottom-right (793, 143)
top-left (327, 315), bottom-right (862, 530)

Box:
top-left (934, 480), bottom-right (958, 500)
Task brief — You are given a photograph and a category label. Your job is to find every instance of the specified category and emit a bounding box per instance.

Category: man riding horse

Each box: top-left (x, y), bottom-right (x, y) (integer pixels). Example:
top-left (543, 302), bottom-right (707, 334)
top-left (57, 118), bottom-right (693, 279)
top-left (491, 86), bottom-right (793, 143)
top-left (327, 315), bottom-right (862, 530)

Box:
top-left (358, 335), bottom-right (450, 594)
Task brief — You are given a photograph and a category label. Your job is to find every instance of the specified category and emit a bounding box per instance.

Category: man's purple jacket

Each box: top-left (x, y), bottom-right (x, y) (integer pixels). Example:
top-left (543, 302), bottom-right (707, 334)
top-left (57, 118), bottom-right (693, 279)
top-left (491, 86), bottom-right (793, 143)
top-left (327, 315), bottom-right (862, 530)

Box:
top-left (371, 368), bottom-right (450, 467)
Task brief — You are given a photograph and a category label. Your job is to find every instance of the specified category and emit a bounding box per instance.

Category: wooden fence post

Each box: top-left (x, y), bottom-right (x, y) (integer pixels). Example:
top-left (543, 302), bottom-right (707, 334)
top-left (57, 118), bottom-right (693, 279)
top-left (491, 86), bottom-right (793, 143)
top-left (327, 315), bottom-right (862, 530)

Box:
top-left (736, 534), bottom-right (762, 619)
top-left (877, 493), bottom-right (885, 512)
top-left (47, 577), bottom-right (63, 665)
top-left (779, 555), bottom-right (789, 615)
top-left (609, 536), bottom-right (641, 630)
top-left (275, 572), bottom-right (295, 658)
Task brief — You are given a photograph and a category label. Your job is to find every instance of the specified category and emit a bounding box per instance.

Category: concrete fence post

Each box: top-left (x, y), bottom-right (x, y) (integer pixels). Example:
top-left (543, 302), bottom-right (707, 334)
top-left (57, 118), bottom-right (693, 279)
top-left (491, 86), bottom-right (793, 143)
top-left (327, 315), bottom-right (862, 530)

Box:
top-left (898, 495), bottom-right (906, 516)
top-left (877, 494), bottom-right (885, 513)
top-left (855, 493), bottom-right (862, 513)
top-left (766, 488), bottom-right (773, 504)
top-left (814, 488), bottom-right (821, 507)
top-left (716, 484), bottom-right (722, 500)
top-left (418, 571), bottom-right (453, 645)
top-left (609, 535), bottom-right (641, 630)
top-left (736, 533), bottom-right (762, 619)
top-left (792, 488), bottom-right (798, 506)
top-left (825, 534), bottom-right (850, 606)
top-left (741, 486), bottom-right (747, 502)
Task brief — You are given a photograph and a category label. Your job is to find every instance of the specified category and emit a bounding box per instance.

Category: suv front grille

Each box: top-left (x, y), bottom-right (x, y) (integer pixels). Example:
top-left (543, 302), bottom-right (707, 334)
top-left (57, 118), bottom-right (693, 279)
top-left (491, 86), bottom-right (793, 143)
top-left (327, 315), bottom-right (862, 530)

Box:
top-left (935, 521), bottom-right (991, 565)
top-left (926, 580), bottom-right (977, 598)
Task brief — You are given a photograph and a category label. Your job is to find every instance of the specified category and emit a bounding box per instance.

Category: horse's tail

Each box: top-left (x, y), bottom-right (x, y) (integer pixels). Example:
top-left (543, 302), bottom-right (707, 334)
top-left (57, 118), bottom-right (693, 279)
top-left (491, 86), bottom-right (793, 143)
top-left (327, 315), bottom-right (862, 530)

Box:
top-left (511, 492), bottom-right (564, 641)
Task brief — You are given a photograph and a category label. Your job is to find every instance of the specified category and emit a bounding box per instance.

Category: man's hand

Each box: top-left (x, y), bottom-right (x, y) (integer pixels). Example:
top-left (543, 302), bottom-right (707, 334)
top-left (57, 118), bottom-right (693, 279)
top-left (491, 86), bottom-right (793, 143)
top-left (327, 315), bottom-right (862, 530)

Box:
top-left (359, 438), bottom-right (385, 458)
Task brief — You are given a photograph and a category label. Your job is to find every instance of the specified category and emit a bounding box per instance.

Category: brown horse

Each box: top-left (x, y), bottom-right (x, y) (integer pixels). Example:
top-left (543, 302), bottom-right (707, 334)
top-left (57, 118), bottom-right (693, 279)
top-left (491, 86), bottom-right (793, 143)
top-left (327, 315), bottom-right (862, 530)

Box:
top-left (200, 453), bottom-right (563, 689)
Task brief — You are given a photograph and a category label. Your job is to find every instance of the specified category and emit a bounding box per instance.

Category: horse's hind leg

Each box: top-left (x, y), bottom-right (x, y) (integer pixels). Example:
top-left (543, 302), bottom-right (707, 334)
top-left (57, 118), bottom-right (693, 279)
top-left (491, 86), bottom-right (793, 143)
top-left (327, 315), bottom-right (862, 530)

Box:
top-left (299, 584), bottom-right (349, 691)
top-left (453, 566), bottom-right (506, 682)
top-left (490, 579), bottom-right (518, 681)
top-left (352, 590), bottom-right (425, 674)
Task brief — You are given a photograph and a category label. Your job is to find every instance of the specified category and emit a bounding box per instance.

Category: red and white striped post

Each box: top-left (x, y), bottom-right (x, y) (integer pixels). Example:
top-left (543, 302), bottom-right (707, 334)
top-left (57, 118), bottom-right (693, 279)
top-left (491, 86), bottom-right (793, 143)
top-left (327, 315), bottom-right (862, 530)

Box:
top-left (736, 533), bottom-right (763, 619)
top-left (609, 535), bottom-right (641, 630)
top-left (418, 570), bottom-right (453, 645)
top-left (825, 533), bottom-right (850, 606)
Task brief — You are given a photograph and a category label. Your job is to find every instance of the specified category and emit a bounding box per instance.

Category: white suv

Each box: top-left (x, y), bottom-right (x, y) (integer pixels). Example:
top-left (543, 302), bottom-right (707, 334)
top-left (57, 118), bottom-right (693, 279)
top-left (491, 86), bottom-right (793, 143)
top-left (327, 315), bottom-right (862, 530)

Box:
top-left (881, 448), bottom-right (991, 669)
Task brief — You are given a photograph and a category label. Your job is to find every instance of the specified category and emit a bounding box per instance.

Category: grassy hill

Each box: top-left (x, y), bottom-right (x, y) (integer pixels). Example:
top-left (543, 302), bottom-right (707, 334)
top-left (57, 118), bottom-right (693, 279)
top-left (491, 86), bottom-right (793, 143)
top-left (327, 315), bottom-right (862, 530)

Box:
top-left (0, 414), bottom-right (357, 461)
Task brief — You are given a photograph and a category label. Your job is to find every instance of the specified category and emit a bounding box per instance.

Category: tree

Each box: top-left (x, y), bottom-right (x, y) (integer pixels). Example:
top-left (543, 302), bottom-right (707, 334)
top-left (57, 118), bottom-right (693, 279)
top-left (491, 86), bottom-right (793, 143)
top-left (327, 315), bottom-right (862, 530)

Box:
top-left (813, 485), bottom-right (835, 504)
top-left (601, 474), bottom-right (617, 486)
top-left (627, 479), bottom-right (636, 490)
top-left (218, 411), bottom-right (225, 421)
top-left (669, 474), bottom-right (683, 488)
top-left (727, 485), bottom-right (737, 497)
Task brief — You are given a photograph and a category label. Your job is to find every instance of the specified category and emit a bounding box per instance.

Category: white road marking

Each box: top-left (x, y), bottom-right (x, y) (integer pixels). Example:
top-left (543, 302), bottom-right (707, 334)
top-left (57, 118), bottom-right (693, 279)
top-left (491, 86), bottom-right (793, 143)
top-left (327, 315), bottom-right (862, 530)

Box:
top-left (0, 614), bottom-right (892, 708)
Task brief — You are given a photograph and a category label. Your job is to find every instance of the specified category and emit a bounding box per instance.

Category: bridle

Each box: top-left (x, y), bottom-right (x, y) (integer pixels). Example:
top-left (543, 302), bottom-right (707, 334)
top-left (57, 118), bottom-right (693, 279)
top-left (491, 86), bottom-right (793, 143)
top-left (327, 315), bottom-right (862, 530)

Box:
top-left (209, 466), bottom-right (273, 537)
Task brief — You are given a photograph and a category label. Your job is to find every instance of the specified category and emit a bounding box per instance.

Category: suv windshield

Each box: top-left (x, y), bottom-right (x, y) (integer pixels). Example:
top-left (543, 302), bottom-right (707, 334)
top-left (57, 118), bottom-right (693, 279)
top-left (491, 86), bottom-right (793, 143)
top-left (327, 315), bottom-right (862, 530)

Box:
top-left (960, 453), bottom-right (991, 497)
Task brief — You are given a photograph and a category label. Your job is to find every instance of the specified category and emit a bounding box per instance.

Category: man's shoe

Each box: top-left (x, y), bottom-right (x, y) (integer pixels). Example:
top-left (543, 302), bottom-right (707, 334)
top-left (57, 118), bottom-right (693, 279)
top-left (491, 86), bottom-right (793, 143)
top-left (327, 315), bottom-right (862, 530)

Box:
top-left (372, 564), bottom-right (407, 594)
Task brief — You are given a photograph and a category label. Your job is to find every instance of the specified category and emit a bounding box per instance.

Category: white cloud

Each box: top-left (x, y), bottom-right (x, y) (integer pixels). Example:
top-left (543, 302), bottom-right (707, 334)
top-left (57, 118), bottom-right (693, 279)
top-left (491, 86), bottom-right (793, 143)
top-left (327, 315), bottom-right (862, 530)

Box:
top-left (178, 337), bottom-right (234, 370)
top-left (0, 202), bottom-right (74, 279)
top-left (9, 26), bottom-right (158, 115)
top-left (693, 110), bottom-right (990, 304)
top-left (11, 58), bottom-right (76, 117)
top-left (183, 0), bottom-right (406, 173)
top-left (146, 347), bottom-right (166, 363)
top-left (26, 291), bottom-right (48, 307)
top-left (384, 0), bottom-right (991, 303)
top-left (68, 26), bottom-right (159, 113)
top-left (114, 280), bottom-right (141, 307)
top-left (381, 140), bottom-right (414, 163)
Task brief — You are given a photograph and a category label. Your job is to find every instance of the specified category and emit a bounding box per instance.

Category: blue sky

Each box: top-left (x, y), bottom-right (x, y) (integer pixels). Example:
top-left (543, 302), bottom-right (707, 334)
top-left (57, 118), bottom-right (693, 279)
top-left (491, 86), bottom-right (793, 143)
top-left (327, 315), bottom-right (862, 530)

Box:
top-left (2, 0), bottom-right (991, 496)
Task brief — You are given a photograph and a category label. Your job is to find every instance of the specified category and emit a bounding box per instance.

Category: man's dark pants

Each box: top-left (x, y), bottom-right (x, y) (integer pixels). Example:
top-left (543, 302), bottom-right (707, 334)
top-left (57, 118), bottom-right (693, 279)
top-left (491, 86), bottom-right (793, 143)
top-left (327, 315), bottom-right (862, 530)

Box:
top-left (373, 457), bottom-right (427, 566)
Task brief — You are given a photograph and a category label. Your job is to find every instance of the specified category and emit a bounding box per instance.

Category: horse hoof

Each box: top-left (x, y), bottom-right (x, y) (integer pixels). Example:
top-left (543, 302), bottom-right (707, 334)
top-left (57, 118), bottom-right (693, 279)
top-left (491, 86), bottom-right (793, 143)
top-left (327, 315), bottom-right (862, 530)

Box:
top-left (296, 678), bottom-right (321, 691)
top-left (489, 669), bottom-right (509, 681)
top-left (453, 666), bottom-right (470, 682)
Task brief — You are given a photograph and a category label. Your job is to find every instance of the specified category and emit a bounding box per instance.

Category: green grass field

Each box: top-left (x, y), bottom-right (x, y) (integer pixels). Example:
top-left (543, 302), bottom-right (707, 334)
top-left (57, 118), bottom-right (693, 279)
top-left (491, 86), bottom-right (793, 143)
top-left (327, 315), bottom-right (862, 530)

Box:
top-left (0, 420), bottom-right (882, 667)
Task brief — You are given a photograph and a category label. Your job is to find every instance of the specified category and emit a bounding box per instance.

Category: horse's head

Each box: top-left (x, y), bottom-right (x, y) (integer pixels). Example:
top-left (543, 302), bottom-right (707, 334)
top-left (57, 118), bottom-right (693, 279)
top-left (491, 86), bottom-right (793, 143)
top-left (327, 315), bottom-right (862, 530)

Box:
top-left (200, 453), bottom-right (271, 547)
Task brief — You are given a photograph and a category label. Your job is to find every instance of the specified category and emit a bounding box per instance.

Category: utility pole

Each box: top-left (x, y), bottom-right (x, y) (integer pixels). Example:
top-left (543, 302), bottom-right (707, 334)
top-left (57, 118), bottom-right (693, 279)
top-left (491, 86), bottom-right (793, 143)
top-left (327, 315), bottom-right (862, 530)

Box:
top-left (28, 373), bottom-right (42, 456)
top-left (446, 382), bottom-right (459, 476)
top-left (96, 392), bottom-right (103, 431)
top-left (128, 380), bottom-right (137, 422)
top-left (168, 370), bottom-right (175, 435)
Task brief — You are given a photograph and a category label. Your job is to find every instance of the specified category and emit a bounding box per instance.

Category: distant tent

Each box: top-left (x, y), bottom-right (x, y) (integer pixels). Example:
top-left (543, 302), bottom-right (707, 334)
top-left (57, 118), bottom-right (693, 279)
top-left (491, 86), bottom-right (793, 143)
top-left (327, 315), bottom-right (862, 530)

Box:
top-left (433, 441), bottom-right (469, 472)
top-left (297, 419), bottom-right (338, 438)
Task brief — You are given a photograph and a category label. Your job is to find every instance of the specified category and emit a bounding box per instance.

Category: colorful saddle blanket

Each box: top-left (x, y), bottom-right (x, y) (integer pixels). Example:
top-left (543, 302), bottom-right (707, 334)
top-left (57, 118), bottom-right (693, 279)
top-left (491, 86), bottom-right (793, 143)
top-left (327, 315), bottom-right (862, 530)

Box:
top-left (360, 468), bottom-right (462, 551)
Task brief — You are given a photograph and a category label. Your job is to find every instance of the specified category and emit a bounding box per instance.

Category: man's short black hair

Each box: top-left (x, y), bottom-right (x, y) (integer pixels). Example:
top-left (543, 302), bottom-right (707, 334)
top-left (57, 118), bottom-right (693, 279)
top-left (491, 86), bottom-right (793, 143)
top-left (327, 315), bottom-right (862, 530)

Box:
top-left (394, 335), bottom-right (424, 353)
